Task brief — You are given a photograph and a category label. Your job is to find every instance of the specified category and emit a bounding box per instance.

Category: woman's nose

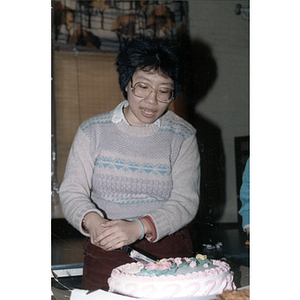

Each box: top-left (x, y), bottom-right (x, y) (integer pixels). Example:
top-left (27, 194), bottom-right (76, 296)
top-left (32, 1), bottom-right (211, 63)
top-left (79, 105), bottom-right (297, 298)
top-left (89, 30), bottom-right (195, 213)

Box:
top-left (145, 89), bottom-right (158, 104)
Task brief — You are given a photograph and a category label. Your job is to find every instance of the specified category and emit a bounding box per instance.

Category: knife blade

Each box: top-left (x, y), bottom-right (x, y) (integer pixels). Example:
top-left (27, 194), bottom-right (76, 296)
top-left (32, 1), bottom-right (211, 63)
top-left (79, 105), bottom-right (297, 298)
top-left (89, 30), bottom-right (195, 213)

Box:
top-left (123, 245), bottom-right (159, 265)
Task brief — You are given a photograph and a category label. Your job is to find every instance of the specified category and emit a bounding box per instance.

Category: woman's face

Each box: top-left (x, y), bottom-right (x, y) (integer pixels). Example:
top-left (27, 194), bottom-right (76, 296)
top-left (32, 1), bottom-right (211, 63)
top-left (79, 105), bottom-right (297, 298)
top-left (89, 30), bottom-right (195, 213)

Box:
top-left (123, 68), bottom-right (174, 127)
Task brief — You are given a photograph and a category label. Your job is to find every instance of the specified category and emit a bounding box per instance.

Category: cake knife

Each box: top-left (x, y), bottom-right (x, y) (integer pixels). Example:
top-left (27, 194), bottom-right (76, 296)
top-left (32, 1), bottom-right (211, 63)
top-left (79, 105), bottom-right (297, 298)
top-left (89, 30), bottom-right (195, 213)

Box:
top-left (123, 245), bottom-right (159, 265)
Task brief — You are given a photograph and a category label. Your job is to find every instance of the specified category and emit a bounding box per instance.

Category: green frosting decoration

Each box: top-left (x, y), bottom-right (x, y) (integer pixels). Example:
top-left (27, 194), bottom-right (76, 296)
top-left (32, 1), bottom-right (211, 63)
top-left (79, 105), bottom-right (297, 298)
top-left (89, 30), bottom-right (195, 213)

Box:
top-left (191, 257), bottom-right (212, 266)
top-left (138, 262), bottom-right (177, 276)
top-left (137, 256), bottom-right (213, 277)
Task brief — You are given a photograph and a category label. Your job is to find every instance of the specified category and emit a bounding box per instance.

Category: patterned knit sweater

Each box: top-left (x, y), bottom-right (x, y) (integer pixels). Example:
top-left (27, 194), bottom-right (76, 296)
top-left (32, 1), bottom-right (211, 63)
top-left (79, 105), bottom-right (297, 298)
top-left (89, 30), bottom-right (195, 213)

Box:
top-left (59, 108), bottom-right (200, 242)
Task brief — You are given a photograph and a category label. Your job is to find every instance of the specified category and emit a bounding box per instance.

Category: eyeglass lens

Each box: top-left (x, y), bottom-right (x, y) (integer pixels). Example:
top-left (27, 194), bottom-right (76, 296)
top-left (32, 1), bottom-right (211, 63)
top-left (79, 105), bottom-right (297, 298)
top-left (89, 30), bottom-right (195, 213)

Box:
top-left (133, 83), bottom-right (173, 102)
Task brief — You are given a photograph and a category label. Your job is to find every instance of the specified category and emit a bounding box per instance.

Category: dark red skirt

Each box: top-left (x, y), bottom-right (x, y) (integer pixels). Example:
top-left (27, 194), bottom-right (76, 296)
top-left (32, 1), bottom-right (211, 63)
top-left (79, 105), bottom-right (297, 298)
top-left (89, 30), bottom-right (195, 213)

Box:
top-left (82, 227), bottom-right (194, 291)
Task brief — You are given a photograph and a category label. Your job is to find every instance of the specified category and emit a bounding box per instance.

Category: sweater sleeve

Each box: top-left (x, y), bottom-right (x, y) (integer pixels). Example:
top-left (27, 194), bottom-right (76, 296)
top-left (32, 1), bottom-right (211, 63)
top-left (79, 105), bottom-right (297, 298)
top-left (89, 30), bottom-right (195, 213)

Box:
top-left (145, 134), bottom-right (200, 242)
top-left (59, 127), bottom-right (104, 237)
top-left (238, 158), bottom-right (250, 230)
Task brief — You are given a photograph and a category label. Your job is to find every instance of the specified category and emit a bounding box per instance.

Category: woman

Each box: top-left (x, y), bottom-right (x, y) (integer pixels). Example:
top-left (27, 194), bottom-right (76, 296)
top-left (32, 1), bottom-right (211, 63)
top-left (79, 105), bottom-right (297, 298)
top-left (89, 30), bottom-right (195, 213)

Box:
top-left (59, 37), bottom-right (200, 290)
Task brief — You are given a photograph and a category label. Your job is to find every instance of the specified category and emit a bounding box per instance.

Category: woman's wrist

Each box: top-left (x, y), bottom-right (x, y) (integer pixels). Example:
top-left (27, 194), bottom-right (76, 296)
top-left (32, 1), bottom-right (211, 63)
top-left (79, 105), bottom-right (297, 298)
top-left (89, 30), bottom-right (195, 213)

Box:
top-left (133, 219), bottom-right (145, 240)
top-left (140, 218), bottom-right (152, 235)
top-left (132, 218), bottom-right (152, 240)
top-left (82, 212), bottom-right (105, 232)
top-left (140, 216), bottom-right (156, 242)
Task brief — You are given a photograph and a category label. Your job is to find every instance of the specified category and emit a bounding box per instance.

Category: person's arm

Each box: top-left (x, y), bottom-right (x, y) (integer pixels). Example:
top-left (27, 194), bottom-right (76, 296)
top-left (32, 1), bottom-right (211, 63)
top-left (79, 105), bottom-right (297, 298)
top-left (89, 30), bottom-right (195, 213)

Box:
top-left (238, 158), bottom-right (250, 234)
top-left (59, 127), bottom-right (105, 236)
top-left (144, 134), bottom-right (200, 242)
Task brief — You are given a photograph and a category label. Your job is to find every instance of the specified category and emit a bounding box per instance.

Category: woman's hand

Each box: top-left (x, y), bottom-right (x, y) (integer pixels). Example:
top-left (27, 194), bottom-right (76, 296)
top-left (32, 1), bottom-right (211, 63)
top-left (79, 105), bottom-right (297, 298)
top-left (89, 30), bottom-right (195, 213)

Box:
top-left (94, 220), bottom-right (142, 251)
top-left (83, 212), bottom-right (108, 246)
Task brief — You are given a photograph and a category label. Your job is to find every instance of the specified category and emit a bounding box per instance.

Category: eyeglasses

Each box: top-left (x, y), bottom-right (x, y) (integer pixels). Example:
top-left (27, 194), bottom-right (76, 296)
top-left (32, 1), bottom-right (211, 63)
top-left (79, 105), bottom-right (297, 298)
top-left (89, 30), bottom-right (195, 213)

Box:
top-left (131, 81), bottom-right (174, 103)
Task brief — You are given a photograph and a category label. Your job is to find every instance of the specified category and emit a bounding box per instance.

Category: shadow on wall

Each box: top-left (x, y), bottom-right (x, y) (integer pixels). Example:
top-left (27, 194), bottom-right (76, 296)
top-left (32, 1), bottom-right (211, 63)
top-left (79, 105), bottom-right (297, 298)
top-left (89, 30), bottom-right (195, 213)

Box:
top-left (184, 39), bottom-right (226, 246)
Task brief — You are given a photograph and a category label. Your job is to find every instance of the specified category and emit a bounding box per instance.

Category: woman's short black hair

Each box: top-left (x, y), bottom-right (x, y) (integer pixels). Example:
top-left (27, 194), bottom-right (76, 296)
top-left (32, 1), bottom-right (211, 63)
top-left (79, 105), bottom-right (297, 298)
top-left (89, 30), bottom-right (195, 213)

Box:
top-left (116, 37), bottom-right (186, 100)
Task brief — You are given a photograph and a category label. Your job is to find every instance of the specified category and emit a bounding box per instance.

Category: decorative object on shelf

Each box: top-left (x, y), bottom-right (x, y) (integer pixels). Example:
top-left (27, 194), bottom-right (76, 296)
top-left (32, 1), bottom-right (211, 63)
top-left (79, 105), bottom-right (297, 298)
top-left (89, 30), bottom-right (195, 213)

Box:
top-left (52, 0), bottom-right (189, 52)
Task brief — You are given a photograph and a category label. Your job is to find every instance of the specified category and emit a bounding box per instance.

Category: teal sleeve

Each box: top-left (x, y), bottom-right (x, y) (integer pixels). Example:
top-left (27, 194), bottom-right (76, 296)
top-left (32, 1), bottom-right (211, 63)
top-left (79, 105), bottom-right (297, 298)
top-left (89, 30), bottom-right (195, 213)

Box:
top-left (238, 158), bottom-right (250, 229)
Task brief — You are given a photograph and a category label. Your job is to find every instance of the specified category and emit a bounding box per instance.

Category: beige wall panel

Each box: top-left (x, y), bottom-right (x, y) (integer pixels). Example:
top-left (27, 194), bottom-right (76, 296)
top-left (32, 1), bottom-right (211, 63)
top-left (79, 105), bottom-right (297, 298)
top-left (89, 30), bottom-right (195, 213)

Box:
top-left (54, 52), bottom-right (79, 99)
top-left (55, 97), bottom-right (81, 144)
top-left (54, 51), bottom-right (80, 191)
top-left (76, 52), bottom-right (124, 123)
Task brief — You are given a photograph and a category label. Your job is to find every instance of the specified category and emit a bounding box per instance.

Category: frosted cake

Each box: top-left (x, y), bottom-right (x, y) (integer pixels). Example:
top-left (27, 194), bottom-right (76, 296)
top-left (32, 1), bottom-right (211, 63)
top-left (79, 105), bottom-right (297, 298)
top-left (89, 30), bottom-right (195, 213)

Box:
top-left (108, 254), bottom-right (236, 298)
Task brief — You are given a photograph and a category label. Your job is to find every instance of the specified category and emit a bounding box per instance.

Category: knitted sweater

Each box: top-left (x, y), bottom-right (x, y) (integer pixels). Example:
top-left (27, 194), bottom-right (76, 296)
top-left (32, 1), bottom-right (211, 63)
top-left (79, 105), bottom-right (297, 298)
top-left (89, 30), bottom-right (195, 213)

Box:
top-left (59, 107), bottom-right (200, 242)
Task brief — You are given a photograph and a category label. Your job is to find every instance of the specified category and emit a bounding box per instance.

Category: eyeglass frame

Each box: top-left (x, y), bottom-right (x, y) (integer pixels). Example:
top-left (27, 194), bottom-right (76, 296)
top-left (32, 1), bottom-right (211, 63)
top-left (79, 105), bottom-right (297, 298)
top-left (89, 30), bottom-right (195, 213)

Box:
top-left (130, 81), bottom-right (174, 104)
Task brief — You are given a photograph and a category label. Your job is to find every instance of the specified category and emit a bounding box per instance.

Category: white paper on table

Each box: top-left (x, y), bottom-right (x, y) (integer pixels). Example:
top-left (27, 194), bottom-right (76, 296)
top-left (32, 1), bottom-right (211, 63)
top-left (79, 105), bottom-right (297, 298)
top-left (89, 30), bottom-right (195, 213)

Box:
top-left (70, 289), bottom-right (134, 300)
top-left (70, 288), bottom-right (218, 300)
top-left (70, 286), bottom-right (249, 300)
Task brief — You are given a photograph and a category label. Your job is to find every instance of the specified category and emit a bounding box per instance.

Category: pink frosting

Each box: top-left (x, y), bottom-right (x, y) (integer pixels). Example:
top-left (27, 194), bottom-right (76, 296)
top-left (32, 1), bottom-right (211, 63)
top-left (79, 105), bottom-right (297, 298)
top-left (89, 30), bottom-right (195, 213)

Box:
top-left (203, 280), bottom-right (216, 296)
top-left (174, 258), bottom-right (183, 265)
top-left (146, 261), bottom-right (172, 271)
top-left (162, 284), bottom-right (182, 298)
top-left (158, 261), bottom-right (172, 271)
top-left (214, 276), bottom-right (227, 295)
top-left (146, 262), bottom-right (159, 270)
top-left (184, 282), bottom-right (201, 296)
top-left (189, 261), bottom-right (197, 268)
top-left (124, 283), bottom-right (139, 297)
top-left (143, 285), bottom-right (158, 297)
